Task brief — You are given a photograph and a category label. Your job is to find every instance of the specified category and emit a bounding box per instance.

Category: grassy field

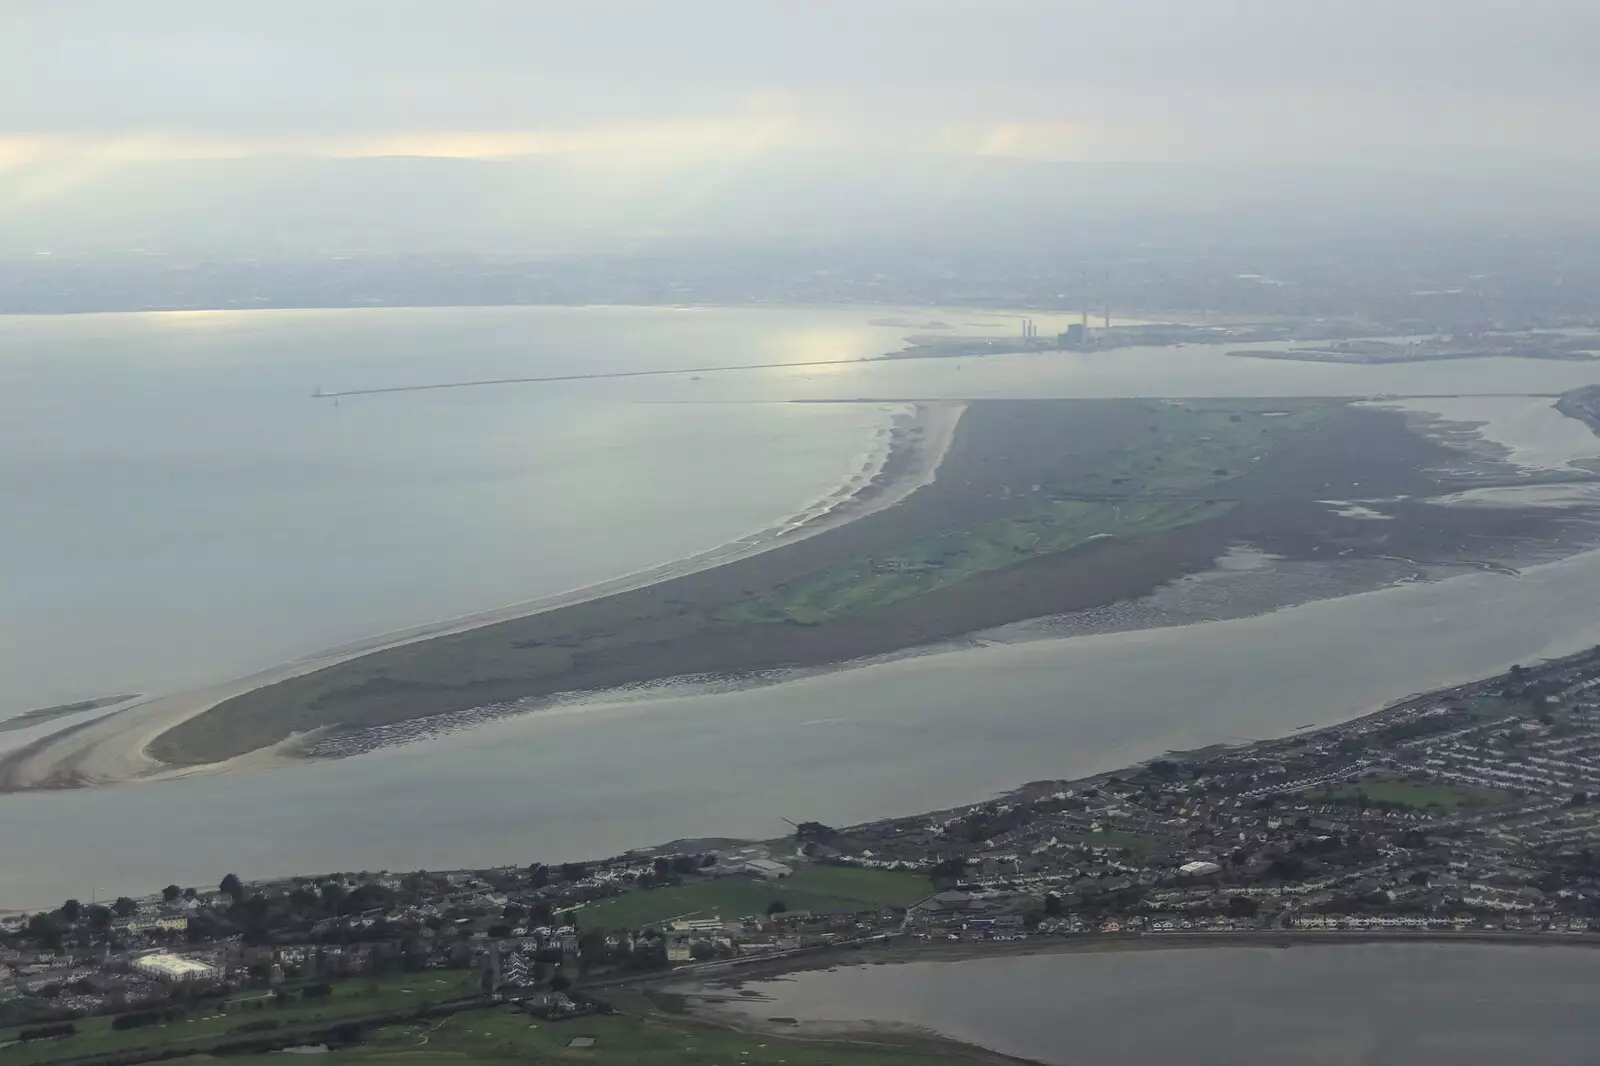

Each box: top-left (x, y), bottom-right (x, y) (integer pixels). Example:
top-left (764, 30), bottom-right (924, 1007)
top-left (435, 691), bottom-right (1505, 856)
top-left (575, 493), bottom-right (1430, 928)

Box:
top-left (723, 497), bottom-right (1233, 625)
top-left (1075, 830), bottom-right (1166, 861)
top-left (1, 972), bottom-right (479, 1066)
top-left (574, 867), bottom-right (931, 931)
top-left (224, 1006), bottom-right (982, 1066)
top-left (1310, 774), bottom-right (1511, 811)
top-left (723, 400), bottom-right (1329, 625)
top-left (1461, 694), bottom-right (1524, 718)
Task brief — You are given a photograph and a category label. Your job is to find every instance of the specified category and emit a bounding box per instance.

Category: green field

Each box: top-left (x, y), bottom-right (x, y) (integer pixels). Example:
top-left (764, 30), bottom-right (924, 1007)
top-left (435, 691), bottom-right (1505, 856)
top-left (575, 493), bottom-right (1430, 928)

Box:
top-left (1, 972), bottom-right (479, 1066)
top-left (225, 1006), bottom-right (982, 1066)
top-left (574, 867), bottom-right (931, 931)
top-left (723, 400), bottom-right (1330, 625)
top-left (1076, 830), bottom-right (1165, 861)
top-left (723, 498), bottom-right (1233, 625)
top-left (1461, 694), bottom-right (1523, 718)
top-left (1310, 774), bottom-right (1511, 811)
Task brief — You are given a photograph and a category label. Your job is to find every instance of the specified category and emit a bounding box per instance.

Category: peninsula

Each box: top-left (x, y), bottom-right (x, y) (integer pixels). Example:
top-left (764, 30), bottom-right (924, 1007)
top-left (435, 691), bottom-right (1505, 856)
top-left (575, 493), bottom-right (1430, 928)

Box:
top-left (7, 393), bottom-right (1600, 788)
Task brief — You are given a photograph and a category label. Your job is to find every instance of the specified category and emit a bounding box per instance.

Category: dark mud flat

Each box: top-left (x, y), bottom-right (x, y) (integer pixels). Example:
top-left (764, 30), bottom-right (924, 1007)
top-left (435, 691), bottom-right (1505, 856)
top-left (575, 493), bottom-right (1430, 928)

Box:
top-left (149, 399), bottom-right (1600, 765)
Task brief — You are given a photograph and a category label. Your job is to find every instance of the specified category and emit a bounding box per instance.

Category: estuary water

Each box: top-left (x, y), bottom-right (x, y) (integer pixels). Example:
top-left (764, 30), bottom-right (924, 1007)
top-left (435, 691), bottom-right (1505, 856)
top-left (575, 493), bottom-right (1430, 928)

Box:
top-left (698, 944), bottom-right (1600, 1066)
top-left (5, 305), bottom-right (1600, 907)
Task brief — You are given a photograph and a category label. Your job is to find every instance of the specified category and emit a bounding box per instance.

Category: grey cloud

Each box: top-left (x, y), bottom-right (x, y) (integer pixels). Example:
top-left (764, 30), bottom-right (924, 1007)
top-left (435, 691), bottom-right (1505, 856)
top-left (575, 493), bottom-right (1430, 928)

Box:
top-left (4, 0), bottom-right (1597, 161)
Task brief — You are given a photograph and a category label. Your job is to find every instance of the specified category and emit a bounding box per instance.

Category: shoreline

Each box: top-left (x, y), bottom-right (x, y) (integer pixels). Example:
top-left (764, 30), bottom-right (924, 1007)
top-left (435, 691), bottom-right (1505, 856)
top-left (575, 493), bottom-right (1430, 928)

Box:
top-left (0, 401), bottom-right (966, 792)
top-left (9, 392), bottom-right (1597, 792)
top-left (658, 932), bottom-right (1600, 1059)
top-left (663, 928), bottom-right (1600, 995)
top-left (48, 395), bottom-right (1600, 777)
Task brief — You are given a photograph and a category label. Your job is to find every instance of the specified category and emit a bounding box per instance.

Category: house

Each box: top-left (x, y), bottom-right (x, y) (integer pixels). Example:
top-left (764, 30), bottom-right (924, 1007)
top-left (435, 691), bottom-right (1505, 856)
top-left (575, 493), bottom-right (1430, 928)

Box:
top-left (112, 916), bottom-right (189, 934)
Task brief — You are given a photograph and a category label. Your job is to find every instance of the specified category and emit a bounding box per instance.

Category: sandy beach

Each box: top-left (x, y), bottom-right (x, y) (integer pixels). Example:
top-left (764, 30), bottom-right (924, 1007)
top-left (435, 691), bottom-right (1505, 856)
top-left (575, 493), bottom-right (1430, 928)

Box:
top-left (13, 393), bottom-right (1595, 789)
top-left (0, 401), bottom-right (967, 791)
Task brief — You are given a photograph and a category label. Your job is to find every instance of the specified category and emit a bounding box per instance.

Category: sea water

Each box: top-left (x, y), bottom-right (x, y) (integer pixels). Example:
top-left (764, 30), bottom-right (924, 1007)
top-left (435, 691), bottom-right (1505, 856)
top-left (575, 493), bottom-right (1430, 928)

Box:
top-left (5, 306), bottom-right (1600, 907)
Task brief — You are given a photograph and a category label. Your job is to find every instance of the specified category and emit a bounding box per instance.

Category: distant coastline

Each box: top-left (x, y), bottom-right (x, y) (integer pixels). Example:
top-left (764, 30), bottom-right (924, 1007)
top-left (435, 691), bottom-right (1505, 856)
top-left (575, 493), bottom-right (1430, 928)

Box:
top-left (1231, 337), bottom-right (1600, 365)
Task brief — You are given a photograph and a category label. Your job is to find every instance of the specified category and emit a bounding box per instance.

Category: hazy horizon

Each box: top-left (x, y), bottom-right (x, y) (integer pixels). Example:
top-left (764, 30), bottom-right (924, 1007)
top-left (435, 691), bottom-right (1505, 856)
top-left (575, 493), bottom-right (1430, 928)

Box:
top-left (5, 1), bottom-right (1599, 257)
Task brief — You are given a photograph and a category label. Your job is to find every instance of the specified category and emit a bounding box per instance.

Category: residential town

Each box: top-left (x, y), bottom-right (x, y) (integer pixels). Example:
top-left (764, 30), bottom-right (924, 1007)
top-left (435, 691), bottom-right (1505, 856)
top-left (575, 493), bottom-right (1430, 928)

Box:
top-left (11, 647), bottom-right (1600, 1056)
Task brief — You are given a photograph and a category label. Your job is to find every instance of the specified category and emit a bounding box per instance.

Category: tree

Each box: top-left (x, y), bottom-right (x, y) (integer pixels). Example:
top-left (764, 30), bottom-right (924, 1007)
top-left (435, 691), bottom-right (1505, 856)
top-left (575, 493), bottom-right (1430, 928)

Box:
top-left (1226, 896), bottom-right (1261, 918)
top-left (558, 863), bottom-right (589, 883)
top-left (1572, 792), bottom-right (1591, 807)
top-left (182, 887), bottom-right (197, 900)
top-left (1043, 893), bottom-right (1063, 917)
top-left (652, 857), bottom-right (672, 879)
top-left (928, 855), bottom-right (967, 885)
top-left (527, 864), bottom-right (550, 888)
top-left (237, 894), bottom-right (270, 926)
top-left (577, 930), bottom-right (609, 973)
top-left (320, 883), bottom-right (347, 913)
top-left (549, 971), bottom-right (571, 992)
top-left (689, 940), bottom-right (716, 960)
top-left (340, 882), bottom-right (393, 915)
top-left (765, 900), bottom-right (788, 915)
top-left (26, 914), bottom-right (62, 950)
top-left (220, 873), bottom-right (244, 901)
top-left (162, 885), bottom-right (182, 904)
top-left (86, 905), bottom-right (113, 930)
top-left (114, 896), bottom-right (138, 918)
top-left (59, 899), bottom-right (82, 924)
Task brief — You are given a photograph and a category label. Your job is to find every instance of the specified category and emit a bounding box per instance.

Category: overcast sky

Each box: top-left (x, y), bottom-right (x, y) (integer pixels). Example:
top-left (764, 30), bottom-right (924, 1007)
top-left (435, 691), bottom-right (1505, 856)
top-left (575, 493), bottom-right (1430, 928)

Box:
top-left (3, 0), bottom-right (1597, 254)
top-left (5, 0), bottom-right (1597, 166)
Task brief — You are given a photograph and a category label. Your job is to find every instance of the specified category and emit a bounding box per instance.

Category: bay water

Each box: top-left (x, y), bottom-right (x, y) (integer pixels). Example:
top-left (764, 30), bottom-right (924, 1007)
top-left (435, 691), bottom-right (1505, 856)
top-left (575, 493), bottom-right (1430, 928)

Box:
top-left (5, 306), bottom-right (1600, 906)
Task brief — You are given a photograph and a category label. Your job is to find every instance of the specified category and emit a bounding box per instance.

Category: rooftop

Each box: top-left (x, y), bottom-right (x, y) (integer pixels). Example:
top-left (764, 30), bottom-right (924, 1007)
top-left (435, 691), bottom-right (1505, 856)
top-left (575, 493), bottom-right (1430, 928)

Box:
top-left (132, 953), bottom-right (214, 978)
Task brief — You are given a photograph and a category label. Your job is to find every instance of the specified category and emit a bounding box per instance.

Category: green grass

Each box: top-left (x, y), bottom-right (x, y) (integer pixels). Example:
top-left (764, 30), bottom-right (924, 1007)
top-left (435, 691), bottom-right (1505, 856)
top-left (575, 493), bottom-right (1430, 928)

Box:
top-left (0, 972), bottom-right (479, 1066)
top-left (1461, 694), bottom-right (1522, 718)
top-left (1076, 830), bottom-right (1165, 861)
top-left (1310, 774), bottom-right (1512, 811)
top-left (724, 498), bottom-right (1233, 625)
top-left (780, 866), bottom-right (934, 906)
top-left (573, 868), bottom-right (930, 932)
top-left (231, 1006), bottom-right (982, 1066)
top-left (724, 400), bottom-right (1332, 625)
